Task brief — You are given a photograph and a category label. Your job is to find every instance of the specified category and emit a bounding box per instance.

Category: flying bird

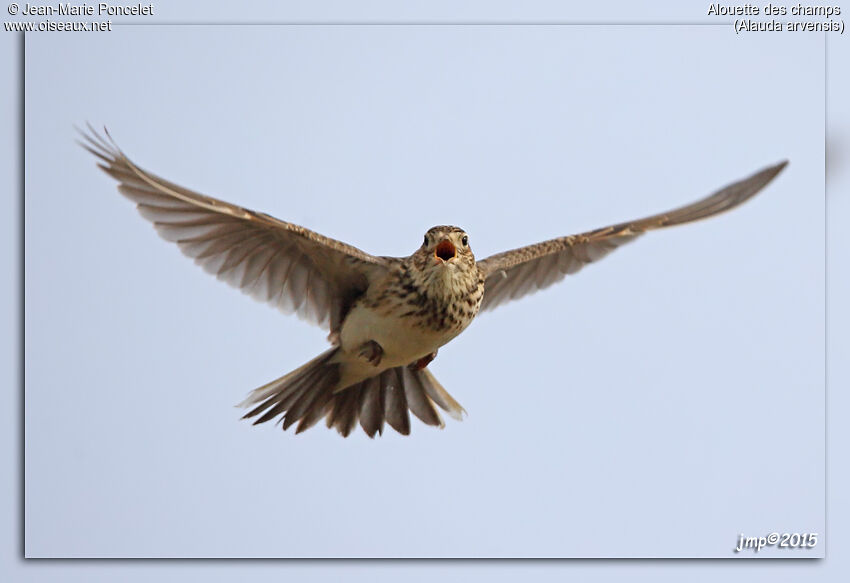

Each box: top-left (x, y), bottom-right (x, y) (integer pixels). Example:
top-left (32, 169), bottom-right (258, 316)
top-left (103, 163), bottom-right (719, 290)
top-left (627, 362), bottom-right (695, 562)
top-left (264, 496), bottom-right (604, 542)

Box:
top-left (80, 127), bottom-right (788, 438)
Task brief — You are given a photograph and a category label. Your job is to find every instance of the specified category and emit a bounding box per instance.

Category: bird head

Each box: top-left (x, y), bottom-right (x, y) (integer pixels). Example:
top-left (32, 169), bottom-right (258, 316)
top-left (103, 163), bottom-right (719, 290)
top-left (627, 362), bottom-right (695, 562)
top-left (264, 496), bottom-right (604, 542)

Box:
top-left (413, 226), bottom-right (476, 276)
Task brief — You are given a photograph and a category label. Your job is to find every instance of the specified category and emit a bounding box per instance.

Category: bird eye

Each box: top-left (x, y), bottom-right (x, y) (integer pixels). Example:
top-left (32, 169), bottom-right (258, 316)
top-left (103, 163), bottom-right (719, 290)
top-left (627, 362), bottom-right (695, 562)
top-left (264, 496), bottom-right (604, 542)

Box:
top-left (423, 235), bottom-right (428, 247)
top-left (461, 235), bottom-right (468, 247)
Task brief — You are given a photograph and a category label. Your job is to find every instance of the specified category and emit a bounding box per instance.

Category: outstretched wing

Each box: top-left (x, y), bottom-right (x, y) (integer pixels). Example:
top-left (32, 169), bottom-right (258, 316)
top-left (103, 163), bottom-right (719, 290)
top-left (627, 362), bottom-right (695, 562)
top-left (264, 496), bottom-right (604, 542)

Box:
top-left (476, 161), bottom-right (788, 312)
top-left (80, 127), bottom-right (390, 333)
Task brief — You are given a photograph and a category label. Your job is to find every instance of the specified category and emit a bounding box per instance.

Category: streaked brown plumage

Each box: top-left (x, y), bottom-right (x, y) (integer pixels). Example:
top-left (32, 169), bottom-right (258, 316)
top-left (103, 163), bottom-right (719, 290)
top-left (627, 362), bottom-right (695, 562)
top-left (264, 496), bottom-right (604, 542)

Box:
top-left (80, 126), bottom-right (788, 437)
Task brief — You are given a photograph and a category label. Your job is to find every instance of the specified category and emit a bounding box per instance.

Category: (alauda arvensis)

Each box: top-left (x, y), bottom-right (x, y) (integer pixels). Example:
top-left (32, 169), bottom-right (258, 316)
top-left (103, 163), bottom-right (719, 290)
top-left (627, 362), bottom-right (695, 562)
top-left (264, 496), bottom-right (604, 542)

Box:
top-left (80, 126), bottom-right (788, 438)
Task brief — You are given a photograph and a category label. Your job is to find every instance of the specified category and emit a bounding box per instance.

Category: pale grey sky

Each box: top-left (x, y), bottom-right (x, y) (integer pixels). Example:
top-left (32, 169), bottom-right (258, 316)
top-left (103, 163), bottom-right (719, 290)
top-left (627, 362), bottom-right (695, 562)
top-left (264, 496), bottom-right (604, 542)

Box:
top-left (5, 0), bottom-right (847, 580)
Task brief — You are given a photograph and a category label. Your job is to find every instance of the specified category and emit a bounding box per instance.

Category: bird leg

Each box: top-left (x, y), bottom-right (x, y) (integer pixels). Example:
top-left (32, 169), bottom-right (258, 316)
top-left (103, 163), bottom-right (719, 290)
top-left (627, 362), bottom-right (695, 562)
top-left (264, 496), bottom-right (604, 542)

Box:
top-left (357, 340), bottom-right (383, 367)
top-left (409, 351), bottom-right (437, 371)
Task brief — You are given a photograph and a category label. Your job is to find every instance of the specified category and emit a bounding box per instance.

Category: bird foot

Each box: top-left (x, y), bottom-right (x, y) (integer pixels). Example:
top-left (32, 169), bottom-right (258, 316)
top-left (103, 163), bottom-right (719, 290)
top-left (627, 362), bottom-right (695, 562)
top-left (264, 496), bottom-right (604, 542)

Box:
top-left (409, 351), bottom-right (437, 371)
top-left (358, 340), bottom-right (383, 367)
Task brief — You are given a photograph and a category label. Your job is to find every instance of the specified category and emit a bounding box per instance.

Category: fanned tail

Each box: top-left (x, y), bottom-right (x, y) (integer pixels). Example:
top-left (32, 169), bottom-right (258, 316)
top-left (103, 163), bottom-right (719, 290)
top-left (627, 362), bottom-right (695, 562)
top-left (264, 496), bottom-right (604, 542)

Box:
top-left (239, 350), bottom-right (465, 437)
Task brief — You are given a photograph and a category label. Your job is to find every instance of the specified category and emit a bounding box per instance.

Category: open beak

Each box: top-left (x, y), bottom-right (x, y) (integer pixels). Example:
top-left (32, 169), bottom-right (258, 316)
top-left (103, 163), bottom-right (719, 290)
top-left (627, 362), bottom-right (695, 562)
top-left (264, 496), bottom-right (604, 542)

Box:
top-left (434, 239), bottom-right (457, 262)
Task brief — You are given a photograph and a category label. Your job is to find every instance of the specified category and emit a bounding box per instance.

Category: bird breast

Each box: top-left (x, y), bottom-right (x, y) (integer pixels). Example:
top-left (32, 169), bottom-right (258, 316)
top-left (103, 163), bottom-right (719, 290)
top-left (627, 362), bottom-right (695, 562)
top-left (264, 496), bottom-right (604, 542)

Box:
top-left (337, 262), bottom-right (483, 368)
top-left (339, 302), bottom-right (455, 368)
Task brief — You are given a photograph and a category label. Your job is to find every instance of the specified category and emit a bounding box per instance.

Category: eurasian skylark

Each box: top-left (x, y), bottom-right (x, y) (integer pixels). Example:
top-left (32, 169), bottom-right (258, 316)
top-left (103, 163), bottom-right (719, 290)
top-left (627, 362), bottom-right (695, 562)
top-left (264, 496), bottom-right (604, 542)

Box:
top-left (80, 128), bottom-right (788, 437)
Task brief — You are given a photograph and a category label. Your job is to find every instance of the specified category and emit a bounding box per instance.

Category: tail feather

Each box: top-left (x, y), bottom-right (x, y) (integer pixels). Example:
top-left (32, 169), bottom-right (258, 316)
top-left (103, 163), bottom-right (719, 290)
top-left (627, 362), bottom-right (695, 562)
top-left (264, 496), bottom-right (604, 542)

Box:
top-left (382, 369), bottom-right (411, 435)
top-left (402, 367), bottom-right (444, 428)
top-left (419, 368), bottom-right (466, 421)
top-left (324, 386), bottom-right (360, 436)
top-left (241, 348), bottom-right (337, 424)
top-left (238, 350), bottom-right (333, 409)
top-left (282, 362), bottom-right (340, 430)
top-left (357, 376), bottom-right (384, 438)
top-left (239, 349), bottom-right (465, 437)
top-left (294, 391), bottom-right (335, 434)
top-left (251, 370), bottom-right (317, 425)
